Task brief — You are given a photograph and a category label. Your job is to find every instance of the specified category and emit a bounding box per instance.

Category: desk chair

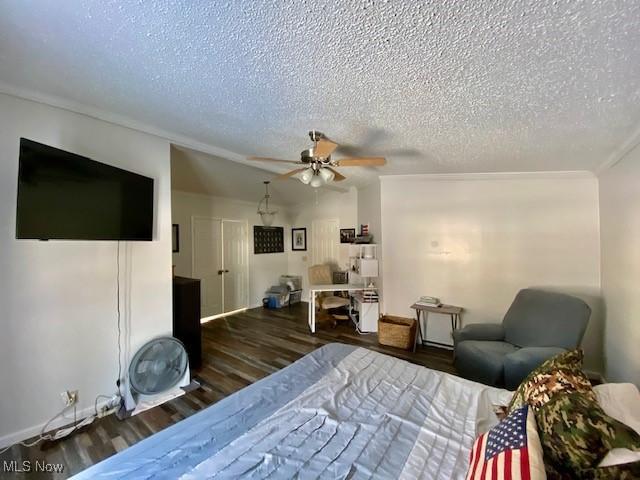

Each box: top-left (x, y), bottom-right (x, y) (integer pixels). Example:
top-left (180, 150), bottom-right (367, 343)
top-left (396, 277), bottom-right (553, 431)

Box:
top-left (308, 265), bottom-right (350, 328)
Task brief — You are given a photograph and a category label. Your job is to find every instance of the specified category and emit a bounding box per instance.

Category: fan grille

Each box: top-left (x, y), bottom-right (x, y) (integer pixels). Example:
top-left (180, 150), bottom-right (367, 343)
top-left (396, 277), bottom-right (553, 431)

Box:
top-left (129, 337), bottom-right (188, 395)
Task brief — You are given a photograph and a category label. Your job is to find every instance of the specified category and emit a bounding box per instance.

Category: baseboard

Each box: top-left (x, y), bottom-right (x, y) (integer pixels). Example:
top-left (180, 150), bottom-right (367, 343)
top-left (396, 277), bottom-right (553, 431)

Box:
top-left (200, 307), bottom-right (249, 324)
top-left (0, 400), bottom-right (109, 450)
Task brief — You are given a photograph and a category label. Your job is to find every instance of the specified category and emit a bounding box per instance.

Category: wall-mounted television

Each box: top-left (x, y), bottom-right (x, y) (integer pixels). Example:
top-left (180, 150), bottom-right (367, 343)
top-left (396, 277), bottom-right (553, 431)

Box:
top-left (16, 138), bottom-right (154, 241)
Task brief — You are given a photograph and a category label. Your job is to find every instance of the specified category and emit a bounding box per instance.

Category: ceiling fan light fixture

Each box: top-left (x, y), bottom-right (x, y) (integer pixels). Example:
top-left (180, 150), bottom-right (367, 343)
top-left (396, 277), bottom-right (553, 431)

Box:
top-left (248, 130), bottom-right (387, 188)
top-left (299, 167), bottom-right (314, 185)
top-left (319, 167), bottom-right (335, 183)
top-left (309, 175), bottom-right (323, 188)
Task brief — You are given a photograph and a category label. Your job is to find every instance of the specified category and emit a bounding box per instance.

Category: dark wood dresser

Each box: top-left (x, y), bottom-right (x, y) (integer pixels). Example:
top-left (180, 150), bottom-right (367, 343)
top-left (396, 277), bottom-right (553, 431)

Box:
top-left (172, 276), bottom-right (202, 369)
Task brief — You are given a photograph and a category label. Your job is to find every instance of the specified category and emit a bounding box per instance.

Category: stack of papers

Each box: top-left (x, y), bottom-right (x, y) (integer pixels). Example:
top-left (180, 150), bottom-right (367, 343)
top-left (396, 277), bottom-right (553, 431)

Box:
top-left (362, 290), bottom-right (379, 303)
top-left (414, 296), bottom-right (441, 307)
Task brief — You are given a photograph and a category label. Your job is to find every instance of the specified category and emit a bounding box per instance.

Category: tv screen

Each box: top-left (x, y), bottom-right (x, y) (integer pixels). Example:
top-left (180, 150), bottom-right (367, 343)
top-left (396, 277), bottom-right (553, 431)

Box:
top-left (16, 138), bottom-right (154, 241)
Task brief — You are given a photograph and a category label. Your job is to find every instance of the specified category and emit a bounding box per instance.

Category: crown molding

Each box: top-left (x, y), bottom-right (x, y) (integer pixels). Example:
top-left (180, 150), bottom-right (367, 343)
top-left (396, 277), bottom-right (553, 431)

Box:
top-left (172, 189), bottom-right (291, 210)
top-left (0, 81), bottom-right (249, 164)
top-left (3, 81), bottom-right (628, 180)
top-left (0, 83), bottom-right (358, 193)
top-left (595, 121), bottom-right (640, 175)
top-left (379, 170), bottom-right (596, 182)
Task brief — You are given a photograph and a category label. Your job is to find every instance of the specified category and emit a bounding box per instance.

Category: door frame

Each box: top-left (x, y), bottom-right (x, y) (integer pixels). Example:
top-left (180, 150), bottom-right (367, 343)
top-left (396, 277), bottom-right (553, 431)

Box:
top-left (191, 216), bottom-right (250, 320)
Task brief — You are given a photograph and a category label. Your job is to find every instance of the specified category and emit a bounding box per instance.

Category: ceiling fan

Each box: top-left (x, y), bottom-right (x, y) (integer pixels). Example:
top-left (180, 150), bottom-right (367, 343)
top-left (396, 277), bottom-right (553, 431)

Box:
top-left (247, 131), bottom-right (386, 188)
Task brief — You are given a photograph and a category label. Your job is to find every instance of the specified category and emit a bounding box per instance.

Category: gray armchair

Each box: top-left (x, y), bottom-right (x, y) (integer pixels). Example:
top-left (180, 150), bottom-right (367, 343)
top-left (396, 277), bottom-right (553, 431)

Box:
top-left (453, 289), bottom-right (591, 390)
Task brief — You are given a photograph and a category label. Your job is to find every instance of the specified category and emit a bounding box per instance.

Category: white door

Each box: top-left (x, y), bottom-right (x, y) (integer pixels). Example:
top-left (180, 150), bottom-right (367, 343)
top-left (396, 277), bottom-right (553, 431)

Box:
top-left (192, 217), bottom-right (223, 317)
top-left (309, 219), bottom-right (340, 331)
top-left (311, 219), bottom-right (340, 267)
top-left (222, 220), bottom-right (249, 312)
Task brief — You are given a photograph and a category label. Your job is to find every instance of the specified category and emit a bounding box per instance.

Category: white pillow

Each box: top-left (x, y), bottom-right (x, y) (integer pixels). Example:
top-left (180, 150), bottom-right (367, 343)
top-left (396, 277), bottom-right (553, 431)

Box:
top-left (593, 383), bottom-right (640, 467)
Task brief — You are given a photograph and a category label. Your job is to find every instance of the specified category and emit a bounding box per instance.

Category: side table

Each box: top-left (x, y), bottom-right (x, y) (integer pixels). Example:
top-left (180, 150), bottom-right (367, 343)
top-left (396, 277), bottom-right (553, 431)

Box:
top-left (410, 303), bottom-right (463, 349)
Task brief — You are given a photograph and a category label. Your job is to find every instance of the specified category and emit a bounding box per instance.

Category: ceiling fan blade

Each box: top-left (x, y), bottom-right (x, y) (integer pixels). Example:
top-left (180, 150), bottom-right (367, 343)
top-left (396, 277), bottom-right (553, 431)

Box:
top-left (335, 157), bottom-right (386, 167)
top-left (326, 167), bottom-right (346, 182)
top-left (275, 168), bottom-right (307, 180)
top-left (314, 138), bottom-right (338, 157)
top-left (247, 156), bottom-right (301, 165)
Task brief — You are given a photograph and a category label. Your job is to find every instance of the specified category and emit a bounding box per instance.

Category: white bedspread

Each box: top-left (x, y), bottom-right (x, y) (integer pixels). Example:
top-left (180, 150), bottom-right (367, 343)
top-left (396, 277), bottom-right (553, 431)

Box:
top-left (181, 347), bottom-right (511, 479)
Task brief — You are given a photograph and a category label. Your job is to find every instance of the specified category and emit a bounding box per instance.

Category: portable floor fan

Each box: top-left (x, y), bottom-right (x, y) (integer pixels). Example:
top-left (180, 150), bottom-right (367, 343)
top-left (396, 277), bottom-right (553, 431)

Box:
top-left (119, 337), bottom-right (191, 417)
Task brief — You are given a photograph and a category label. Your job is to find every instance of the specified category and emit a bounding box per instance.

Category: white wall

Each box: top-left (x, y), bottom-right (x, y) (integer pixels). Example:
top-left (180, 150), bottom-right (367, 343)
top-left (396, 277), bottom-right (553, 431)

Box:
top-left (287, 188), bottom-right (358, 298)
top-left (171, 190), bottom-right (291, 309)
top-left (381, 173), bottom-right (603, 372)
top-left (0, 94), bottom-right (173, 446)
top-left (357, 180), bottom-right (382, 249)
top-left (357, 180), bottom-right (383, 305)
top-left (599, 146), bottom-right (640, 385)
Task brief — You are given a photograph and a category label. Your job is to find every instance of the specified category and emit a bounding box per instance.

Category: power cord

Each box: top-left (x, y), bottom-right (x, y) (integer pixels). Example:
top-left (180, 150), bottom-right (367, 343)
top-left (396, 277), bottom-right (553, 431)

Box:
top-left (0, 402), bottom-right (95, 454)
top-left (94, 394), bottom-right (113, 416)
top-left (0, 391), bottom-right (125, 455)
top-left (116, 241), bottom-right (122, 396)
top-left (0, 242), bottom-right (126, 455)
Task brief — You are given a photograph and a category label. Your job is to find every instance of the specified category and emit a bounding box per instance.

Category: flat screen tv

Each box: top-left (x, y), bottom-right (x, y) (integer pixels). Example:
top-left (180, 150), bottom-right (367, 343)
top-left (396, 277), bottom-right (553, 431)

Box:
top-left (16, 138), bottom-right (154, 241)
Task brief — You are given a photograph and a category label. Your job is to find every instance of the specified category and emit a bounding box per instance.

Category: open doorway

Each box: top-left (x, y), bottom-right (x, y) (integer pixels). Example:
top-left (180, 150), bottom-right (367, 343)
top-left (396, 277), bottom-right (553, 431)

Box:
top-left (170, 144), bottom-right (298, 319)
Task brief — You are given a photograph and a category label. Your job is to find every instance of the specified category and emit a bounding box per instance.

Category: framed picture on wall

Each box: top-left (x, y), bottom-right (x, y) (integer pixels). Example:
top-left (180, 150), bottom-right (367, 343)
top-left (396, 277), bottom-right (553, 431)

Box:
top-left (292, 227), bottom-right (307, 251)
top-left (172, 224), bottom-right (180, 253)
top-left (340, 228), bottom-right (356, 244)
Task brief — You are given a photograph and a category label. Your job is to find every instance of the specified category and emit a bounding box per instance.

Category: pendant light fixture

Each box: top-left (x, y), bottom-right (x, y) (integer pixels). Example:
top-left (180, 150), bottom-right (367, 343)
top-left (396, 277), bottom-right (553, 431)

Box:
top-left (257, 181), bottom-right (277, 226)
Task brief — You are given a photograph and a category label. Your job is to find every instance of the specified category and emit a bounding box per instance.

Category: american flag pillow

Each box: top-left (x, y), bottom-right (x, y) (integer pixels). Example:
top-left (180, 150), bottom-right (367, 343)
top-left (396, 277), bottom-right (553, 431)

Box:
top-left (466, 406), bottom-right (546, 480)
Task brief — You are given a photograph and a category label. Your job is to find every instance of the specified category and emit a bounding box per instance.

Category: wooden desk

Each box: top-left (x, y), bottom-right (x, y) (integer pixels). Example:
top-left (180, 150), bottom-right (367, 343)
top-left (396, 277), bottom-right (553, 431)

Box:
top-left (410, 303), bottom-right (463, 349)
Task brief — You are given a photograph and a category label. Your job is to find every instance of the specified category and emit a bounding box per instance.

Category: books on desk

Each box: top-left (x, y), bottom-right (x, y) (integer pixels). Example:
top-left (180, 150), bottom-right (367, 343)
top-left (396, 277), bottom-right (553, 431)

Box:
top-left (354, 290), bottom-right (379, 303)
top-left (363, 292), bottom-right (379, 302)
top-left (414, 296), bottom-right (441, 307)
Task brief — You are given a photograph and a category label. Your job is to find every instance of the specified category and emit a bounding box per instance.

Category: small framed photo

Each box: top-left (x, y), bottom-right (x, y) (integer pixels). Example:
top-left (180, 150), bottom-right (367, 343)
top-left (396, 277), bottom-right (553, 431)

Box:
top-left (172, 224), bottom-right (180, 253)
top-left (340, 228), bottom-right (356, 244)
top-left (291, 227), bottom-right (307, 251)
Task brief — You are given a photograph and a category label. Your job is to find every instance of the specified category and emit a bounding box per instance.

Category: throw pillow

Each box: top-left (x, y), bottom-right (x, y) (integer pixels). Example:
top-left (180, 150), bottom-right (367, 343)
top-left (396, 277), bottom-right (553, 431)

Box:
top-left (576, 461), bottom-right (640, 480)
top-left (536, 392), bottom-right (640, 475)
top-left (545, 460), bottom-right (640, 480)
top-left (466, 405), bottom-right (546, 480)
top-left (508, 349), bottom-right (595, 413)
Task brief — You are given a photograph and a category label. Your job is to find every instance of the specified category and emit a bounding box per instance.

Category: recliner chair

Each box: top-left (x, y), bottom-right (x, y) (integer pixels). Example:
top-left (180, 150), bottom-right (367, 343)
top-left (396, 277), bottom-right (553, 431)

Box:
top-left (453, 288), bottom-right (591, 390)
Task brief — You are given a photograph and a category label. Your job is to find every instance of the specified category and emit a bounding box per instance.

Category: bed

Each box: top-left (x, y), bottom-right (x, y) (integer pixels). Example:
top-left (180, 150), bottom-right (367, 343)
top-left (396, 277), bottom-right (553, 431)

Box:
top-left (73, 343), bottom-right (512, 479)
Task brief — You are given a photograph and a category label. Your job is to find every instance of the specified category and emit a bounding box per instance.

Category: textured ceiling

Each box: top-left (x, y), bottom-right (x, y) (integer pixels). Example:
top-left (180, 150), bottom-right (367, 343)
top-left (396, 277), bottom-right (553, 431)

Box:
top-left (1, 1), bottom-right (640, 187)
top-left (171, 146), bottom-right (344, 205)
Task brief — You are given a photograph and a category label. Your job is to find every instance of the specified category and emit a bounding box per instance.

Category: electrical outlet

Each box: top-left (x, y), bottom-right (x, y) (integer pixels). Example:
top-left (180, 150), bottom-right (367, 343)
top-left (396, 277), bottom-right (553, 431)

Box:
top-left (60, 390), bottom-right (78, 407)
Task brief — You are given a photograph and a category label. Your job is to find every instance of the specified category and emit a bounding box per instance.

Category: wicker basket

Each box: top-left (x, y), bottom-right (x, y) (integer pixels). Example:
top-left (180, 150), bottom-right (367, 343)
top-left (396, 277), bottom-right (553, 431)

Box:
top-left (378, 315), bottom-right (417, 350)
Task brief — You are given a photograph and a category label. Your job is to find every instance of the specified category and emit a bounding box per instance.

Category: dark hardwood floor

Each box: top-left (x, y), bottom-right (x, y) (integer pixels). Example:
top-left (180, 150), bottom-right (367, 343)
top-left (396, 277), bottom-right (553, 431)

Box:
top-left (0, 303), bottom-right (454, 479)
